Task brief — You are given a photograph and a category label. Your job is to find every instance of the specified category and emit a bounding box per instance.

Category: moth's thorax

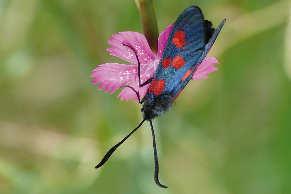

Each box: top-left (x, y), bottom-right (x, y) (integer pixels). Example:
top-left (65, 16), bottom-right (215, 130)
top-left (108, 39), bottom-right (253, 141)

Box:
top-left (141, 93), bottom-right (173, 120)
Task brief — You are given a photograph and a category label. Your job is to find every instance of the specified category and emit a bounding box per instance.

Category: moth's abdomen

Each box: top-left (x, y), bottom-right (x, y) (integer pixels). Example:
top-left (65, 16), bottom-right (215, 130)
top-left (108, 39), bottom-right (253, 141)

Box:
top-left (142, 94), bottom-right (173, 120)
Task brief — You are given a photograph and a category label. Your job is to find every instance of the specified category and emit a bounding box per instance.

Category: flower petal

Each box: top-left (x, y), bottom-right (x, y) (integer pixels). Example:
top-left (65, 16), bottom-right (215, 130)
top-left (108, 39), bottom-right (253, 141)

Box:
top-left (107, 32), bottom-right (155, 64)
top-left (157, 24), bottom-right (173, 58)
top-left (91, 63), bottom-right (137, 94)
top-left (193, 57), bottom-right (219, 80)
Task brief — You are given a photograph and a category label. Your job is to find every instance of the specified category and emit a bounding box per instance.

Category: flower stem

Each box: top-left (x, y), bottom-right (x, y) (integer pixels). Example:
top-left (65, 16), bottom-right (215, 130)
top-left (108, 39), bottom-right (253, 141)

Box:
top-left (135, 0), bottom-right (159, 53)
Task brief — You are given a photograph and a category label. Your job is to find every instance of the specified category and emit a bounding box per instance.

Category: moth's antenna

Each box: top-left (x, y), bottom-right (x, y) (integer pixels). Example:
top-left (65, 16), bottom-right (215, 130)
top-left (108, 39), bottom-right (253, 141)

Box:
top-left (149, 120), bottom-right (168, 188)
top-left (95, 119), bottom-right (146, 169)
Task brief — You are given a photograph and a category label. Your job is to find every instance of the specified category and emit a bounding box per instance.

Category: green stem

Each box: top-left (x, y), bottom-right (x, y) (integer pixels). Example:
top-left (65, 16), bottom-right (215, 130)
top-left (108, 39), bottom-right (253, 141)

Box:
top-left (136, 0), bottom-right (159, 53)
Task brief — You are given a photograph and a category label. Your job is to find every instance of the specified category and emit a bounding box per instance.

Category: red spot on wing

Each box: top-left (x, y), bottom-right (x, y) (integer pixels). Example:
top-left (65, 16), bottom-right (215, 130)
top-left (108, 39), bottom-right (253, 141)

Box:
top-left (162, 58), bottom-right (171, 68)
top-left (149, 80), bottom-right (165, 96)
top-left (172, 31), bottom-right (186, 48)
top-left (172, 56), bottom-right (185, 69)
top-left (181, 70), bottom-right (192, 81)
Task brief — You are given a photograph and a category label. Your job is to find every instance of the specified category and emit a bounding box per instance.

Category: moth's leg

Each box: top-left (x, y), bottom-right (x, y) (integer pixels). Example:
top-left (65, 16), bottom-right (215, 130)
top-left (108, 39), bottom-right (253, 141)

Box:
top-left (122, 43), bottom-right (153, 88)
top-left (120, 85), bottom-right (141, 104)
top-left (140, 77), bottom-right (153, 87)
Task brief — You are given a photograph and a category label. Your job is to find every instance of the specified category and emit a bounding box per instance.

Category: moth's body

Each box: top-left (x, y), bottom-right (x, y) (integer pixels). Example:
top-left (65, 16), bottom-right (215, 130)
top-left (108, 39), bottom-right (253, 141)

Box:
top-left (142, 6), bottom-right (225, 121)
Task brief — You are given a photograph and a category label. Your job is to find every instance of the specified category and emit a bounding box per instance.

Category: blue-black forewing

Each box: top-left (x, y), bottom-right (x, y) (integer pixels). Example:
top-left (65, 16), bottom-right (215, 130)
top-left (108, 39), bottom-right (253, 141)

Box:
top-left (152, 6), bottom-right (207, 94)
top-left (171, 18), bottom-right (226, 97)
top-left (150, 6), bottom-right (225, 98)
top-left (147, 6), bottom-right (205, 96)
top-left (144, 6), bottom-right (225, 101)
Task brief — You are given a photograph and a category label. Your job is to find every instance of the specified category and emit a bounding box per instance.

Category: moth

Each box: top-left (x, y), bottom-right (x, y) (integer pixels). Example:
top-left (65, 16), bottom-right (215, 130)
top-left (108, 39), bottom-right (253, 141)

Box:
top-left (94, 5), bottom-right (225, 188)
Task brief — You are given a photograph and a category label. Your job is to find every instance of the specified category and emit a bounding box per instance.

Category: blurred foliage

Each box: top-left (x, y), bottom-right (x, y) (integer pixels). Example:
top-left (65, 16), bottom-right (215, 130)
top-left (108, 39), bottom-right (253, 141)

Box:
top-left (0, 0), bottom-right (291, 194)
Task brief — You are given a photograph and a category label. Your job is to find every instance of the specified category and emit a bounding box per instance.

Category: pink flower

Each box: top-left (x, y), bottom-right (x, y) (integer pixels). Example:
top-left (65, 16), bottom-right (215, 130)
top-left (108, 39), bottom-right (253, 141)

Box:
top-left (91, 25), bottom-right (218, 102)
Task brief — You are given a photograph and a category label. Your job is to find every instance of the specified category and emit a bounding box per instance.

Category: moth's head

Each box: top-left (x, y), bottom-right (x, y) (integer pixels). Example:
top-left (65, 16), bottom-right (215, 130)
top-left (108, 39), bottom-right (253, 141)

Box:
top-left (141, 93), bottom-right (173, 120)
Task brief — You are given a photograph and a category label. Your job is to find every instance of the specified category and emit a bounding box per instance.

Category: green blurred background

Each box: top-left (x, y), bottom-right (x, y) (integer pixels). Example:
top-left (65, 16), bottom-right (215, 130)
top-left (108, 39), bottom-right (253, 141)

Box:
top-left (0, 0), bottom-right (291, 193)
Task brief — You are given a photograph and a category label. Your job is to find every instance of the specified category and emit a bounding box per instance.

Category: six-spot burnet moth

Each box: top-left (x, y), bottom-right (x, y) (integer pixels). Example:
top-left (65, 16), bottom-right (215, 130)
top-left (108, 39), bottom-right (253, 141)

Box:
top-left (93, 5), bottom-right (226, 188)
